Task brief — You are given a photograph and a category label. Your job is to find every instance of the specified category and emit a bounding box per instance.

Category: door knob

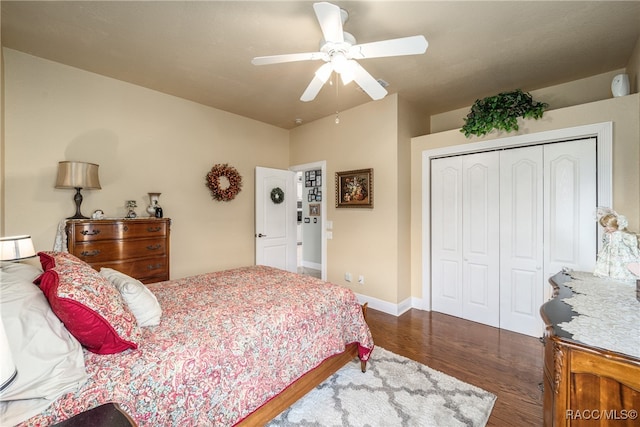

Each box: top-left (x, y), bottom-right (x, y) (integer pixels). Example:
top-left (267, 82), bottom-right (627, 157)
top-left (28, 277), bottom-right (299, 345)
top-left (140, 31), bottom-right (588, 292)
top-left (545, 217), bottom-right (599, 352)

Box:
top-left (257, 233), bottom-right (267, 238)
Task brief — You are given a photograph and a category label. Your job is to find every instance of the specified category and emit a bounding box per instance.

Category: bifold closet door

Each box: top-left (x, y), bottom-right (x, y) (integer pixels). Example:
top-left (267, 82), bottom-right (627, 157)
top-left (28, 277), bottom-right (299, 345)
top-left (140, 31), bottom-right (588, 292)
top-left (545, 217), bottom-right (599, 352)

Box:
top-left (543, 139), bottom-right (597, 281)
top-left (431, 152), bottom-right (500, 327)
top-left (431, 138), bottom-right (597, 336)
top-left (461, 152), bottom-right (500, 327)
top-left (499, 146), bottom-right (544, 337)
top-left (431, 156), bottom-right (463, 318)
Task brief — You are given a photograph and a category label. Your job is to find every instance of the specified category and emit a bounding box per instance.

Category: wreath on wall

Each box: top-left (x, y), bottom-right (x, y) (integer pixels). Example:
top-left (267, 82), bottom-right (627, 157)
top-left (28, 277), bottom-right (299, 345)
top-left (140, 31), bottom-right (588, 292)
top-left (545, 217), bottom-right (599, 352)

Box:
top-left (270, 187), bottom-right (285, 204)
top-left (205, 163), bottom-right (243, 202)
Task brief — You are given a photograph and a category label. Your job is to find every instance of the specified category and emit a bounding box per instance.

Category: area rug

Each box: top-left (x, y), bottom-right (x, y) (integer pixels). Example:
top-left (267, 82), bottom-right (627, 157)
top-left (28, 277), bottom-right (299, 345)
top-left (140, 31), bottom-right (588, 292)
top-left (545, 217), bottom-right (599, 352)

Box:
top-left (267, 347), bottom-right (496, 427)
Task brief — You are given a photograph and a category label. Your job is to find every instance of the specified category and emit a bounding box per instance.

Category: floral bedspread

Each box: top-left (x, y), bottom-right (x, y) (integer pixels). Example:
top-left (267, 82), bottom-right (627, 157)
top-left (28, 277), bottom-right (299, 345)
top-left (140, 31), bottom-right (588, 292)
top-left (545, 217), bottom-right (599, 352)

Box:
top-left (21, 266), bottom-right (374, 426)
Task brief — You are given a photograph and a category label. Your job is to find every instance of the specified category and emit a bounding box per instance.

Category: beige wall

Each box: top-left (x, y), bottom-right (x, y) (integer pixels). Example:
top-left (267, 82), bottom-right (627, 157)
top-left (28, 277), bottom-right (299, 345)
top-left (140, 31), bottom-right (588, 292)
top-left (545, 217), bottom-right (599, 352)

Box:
top-left (290, 95), bottom-right (402, 304)
top-left (289, 95), bottom-right (427, 309)
top-left (411, 94), bottom-right (640, 299)
top-left (2, 48), bottom-right (290, 279)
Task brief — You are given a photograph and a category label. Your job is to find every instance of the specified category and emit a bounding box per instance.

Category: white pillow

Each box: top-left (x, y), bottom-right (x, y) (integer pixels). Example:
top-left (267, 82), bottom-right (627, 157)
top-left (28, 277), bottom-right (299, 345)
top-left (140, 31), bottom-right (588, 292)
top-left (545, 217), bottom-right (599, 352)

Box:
top-left (0, 262), bottom-right (87, 424)
top-left (100, 268), bottom-right (162, 327)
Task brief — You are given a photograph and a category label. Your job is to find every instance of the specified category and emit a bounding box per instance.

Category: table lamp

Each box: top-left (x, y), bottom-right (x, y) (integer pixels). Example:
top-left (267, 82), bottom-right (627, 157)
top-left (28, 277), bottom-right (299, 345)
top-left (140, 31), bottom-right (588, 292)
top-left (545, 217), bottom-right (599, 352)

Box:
top-left (55, 161), bottom-right (101, 219)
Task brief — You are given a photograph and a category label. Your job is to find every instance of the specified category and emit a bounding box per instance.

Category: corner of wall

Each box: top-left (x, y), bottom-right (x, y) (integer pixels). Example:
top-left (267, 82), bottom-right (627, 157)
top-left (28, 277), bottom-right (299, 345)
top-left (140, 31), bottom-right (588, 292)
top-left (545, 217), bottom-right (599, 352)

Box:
top-left (1, 46), bottom-right (5, 236)
top-left (626, 34), bottom-right (640, 94)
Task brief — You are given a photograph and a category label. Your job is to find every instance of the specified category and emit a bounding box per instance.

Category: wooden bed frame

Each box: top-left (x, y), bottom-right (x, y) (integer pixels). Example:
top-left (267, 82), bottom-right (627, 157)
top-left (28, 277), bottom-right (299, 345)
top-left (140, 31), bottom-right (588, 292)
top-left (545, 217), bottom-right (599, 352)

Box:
top-left (236, 303), bottom-right (369, 426)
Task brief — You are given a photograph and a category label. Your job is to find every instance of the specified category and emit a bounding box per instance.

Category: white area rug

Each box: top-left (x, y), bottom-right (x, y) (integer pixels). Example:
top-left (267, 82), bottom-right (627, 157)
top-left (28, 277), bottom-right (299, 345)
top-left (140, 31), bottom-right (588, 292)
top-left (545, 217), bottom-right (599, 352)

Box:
top-left (268, 347), bottom-right (496, 427)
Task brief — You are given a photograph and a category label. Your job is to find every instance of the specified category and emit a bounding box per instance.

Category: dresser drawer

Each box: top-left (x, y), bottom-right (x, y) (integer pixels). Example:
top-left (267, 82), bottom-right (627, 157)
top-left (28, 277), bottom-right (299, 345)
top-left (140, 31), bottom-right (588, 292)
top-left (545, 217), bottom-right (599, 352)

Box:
top-left (91, 256), bottom-right (169, 283)
top-left (70, 237), bottom-right (167, 263)
top-left (70, 220), bottom-right (168, 242)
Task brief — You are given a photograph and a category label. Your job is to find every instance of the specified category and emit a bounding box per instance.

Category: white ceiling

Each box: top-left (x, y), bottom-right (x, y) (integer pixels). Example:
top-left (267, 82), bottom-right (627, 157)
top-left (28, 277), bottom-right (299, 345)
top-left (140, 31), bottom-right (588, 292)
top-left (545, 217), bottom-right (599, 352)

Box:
top-left (2, 1), bottom-right (639, 130)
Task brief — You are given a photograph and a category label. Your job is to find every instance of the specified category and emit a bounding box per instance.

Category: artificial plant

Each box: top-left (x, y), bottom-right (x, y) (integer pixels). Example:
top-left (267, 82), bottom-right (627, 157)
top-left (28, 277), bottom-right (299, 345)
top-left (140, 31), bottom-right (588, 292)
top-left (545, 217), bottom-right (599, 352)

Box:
top-left (460, 89), bottom-right (549, 138)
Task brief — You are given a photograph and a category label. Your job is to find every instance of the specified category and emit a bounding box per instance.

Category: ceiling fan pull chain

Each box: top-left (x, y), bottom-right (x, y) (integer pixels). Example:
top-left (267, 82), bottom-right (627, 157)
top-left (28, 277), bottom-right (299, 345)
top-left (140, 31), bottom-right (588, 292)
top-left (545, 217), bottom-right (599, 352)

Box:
top-left (335, 73), bottom-right (340, 124)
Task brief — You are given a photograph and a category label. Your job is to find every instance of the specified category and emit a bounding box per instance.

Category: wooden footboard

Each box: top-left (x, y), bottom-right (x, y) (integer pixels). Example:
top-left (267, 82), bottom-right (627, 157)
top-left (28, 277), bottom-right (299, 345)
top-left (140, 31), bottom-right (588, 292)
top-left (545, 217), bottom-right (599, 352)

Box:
top-left (236, 303), bottom-right (369, 426)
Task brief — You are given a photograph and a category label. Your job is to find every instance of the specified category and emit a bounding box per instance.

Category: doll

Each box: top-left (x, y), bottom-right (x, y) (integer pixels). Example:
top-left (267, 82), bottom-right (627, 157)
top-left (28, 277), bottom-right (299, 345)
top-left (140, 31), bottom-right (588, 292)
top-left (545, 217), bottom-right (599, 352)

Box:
top-left (593, 209), bottom-right (640, 282)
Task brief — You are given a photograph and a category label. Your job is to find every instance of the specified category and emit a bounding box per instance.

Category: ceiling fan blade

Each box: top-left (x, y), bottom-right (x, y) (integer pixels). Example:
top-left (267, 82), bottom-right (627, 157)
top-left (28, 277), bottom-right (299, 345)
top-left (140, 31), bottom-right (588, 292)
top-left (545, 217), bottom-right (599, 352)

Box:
top-left (252, 52), bottom-right (325, 66)
top-left (300, 63), bottom-right (333, 102)
top-left (351, 61), bottom-right (388, 100)
top-left (349, 35), bottom-right (428, 59)
top-left (313, 2), bottom-right (344, 43)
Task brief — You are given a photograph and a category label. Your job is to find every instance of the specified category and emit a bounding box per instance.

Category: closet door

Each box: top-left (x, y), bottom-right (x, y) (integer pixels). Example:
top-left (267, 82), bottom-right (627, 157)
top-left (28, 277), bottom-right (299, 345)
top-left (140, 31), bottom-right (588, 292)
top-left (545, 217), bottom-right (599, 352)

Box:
top-left (544, 138), bottom-right (597, 290)
top-left (462, 152), bottom-right (500, 327)
top-left (431, 153), bottom-right (500, 325)
top-left (431, 156), bottom-right (463, 317)
top-left (499, 146), bottom-right (544, 336)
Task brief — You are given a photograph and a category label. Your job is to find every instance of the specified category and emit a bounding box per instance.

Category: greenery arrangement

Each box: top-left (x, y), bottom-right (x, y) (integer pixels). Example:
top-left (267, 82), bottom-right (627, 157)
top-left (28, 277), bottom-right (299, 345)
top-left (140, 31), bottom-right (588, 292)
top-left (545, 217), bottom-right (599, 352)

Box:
top-left (270, 187), bottom-right (284, 204)
top-left (460, 89), bottom-right (549, 138)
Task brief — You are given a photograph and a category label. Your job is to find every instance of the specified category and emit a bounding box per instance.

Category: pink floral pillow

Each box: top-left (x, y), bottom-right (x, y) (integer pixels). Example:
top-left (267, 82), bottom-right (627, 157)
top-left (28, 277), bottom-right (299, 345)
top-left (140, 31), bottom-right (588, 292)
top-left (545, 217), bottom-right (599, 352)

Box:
top-left (36, 252), bottom-right (141, 354)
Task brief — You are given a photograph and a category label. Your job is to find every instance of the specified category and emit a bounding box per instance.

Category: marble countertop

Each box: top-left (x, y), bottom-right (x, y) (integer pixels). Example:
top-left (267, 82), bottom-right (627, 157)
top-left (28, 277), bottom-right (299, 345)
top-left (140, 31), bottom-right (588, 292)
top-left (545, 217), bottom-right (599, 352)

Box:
top-left (557, 271), bottom-right (639, 358)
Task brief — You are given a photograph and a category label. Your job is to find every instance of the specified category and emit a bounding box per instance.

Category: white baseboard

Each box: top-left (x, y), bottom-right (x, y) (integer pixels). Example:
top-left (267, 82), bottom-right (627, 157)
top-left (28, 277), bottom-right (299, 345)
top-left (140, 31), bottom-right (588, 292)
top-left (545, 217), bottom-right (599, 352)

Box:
top-left (354, 293), bottom-right (428, 317)
top-left (302, 261), bottom-right (321, 270)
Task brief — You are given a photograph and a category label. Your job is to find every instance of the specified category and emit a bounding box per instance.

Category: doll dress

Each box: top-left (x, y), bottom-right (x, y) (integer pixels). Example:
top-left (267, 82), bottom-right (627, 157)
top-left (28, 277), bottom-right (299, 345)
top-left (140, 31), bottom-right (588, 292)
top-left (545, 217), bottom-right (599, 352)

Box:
top-left (593, 230), bottom-right (640, 282)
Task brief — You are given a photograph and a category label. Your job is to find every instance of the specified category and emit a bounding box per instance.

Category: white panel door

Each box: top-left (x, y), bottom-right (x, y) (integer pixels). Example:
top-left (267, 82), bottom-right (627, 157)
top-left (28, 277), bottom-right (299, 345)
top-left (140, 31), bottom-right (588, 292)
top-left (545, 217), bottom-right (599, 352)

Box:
top-left (462, 152), bottom-right (500, 327)
top-left (499, 146), bottom-right (544, 336)
top-left (255, 167), bottom-right (297, 272)
top-left (430, 138), bottom-right (597, 337)
top-left (544, 139), bottom-right (597, 294)
top-left (431, 156), bottom-right (463, 317)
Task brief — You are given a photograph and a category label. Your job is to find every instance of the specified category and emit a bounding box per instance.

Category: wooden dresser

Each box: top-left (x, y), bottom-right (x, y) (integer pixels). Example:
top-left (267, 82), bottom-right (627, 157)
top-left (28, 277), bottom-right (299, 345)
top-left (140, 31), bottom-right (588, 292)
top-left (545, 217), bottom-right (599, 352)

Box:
top-left (540, 272), bottom-right (640, 426)
top-left (66, 218), bottom-right (170, 284)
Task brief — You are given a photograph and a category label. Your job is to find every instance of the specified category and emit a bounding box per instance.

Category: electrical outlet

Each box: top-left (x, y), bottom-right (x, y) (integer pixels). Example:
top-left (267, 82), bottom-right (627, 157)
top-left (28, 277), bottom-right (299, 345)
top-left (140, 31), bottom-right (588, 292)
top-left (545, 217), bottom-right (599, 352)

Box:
top-left (345, 272), bottom-right (352, 282)
top-left (358, 275), bottom-right (364, 284)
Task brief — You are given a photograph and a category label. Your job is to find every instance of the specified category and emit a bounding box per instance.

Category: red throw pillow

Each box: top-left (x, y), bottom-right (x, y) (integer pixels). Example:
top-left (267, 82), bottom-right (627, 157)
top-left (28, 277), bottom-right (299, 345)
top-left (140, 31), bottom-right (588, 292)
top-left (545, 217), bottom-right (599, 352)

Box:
top-left (36, 252), bottom-right (141, 354)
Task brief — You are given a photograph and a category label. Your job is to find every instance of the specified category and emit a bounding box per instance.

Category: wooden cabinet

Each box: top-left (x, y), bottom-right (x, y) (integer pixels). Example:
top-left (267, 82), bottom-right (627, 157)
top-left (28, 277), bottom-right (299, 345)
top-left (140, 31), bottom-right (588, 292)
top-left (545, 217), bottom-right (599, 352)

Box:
top-left (540, 273), bottom-right (640, 426)
top-left (66, 218), bottom-right (170, 284)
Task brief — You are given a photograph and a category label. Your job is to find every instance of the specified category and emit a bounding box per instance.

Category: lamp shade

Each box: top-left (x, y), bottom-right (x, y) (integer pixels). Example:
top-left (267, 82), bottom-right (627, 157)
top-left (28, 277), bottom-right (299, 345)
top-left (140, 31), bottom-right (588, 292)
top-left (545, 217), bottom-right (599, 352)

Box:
top-left (0, 235), bottom-right (36, 261)
top-left (55, 161), bottom-right (101, 190)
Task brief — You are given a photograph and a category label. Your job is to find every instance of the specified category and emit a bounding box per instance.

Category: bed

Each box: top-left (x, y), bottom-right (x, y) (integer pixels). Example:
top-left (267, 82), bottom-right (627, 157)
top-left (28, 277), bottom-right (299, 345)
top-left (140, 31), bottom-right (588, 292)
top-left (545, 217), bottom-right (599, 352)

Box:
top-left (0, 252), bottom-right (373, 426)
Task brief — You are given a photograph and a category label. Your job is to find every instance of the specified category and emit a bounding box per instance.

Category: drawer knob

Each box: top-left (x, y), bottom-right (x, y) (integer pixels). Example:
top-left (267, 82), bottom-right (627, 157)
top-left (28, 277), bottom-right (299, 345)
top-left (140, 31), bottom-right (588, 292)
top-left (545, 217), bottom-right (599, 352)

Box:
top-left (80, 249), bottom-right (101, 257)
top-left (147, 226), bottom-right (162, 233)
top-left (80, 229), bottom-right (101, 236)
top-left (146, 244), bottom-right (162, 251)
top-left (147, 263), bottom-right (163, 270)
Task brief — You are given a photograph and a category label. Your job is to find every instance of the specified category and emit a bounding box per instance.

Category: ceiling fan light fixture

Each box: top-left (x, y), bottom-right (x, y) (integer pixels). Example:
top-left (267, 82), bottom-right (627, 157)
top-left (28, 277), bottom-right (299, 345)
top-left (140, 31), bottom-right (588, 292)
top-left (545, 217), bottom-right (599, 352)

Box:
top-left (340, 60), bottom-right (357, 85)
top-left (330, 51), bottom-right (348, 74)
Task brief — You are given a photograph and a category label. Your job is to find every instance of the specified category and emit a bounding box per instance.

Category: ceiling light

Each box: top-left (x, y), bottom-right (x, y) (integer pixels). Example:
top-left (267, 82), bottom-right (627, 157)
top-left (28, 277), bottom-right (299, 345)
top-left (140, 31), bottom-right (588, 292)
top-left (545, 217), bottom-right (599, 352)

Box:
top-left (330, 52), bottom-right (348, 74)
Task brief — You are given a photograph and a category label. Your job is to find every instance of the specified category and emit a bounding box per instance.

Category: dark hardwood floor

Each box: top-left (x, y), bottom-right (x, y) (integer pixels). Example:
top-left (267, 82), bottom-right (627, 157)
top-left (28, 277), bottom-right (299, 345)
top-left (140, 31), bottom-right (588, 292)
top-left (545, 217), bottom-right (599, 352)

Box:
top-left (365, 308), bottom-right (544, 426)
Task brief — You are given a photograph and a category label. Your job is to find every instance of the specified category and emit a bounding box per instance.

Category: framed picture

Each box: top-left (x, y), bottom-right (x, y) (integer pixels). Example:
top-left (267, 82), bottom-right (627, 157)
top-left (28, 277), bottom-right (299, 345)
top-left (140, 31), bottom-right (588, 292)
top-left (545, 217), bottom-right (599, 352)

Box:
top-left (335, 168), bottom-right (374, 208)
top-left (309, 203), bottom-right (320, 216)
top-left (304, 169), bottom-right (322, 187)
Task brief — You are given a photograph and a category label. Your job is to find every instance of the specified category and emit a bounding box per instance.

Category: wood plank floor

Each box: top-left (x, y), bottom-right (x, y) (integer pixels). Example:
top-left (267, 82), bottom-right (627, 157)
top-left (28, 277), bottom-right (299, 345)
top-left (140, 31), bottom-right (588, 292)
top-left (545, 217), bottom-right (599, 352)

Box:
top-left (365, 308), bottom-right (544, 426)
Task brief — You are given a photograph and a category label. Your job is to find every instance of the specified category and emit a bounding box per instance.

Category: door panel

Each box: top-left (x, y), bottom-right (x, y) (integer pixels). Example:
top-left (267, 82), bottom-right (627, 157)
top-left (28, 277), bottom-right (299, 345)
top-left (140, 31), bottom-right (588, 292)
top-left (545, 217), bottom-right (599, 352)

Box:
top-left (500, 146), bottom-right (544, 336)
top-left (431, 157), bottom-right (463, 317)
top-left (255, 167), bottom-right (297, 272)
top-left (544, 139), bottom-right (597, 285)
top-left (462, 152), bottom-right (500, 327)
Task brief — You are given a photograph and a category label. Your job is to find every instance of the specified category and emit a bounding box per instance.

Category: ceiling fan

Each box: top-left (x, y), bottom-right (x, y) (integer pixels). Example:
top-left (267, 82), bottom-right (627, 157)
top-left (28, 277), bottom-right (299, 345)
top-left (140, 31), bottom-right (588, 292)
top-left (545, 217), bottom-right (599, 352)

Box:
top-left (251, 2), bottom-right (428, 102)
